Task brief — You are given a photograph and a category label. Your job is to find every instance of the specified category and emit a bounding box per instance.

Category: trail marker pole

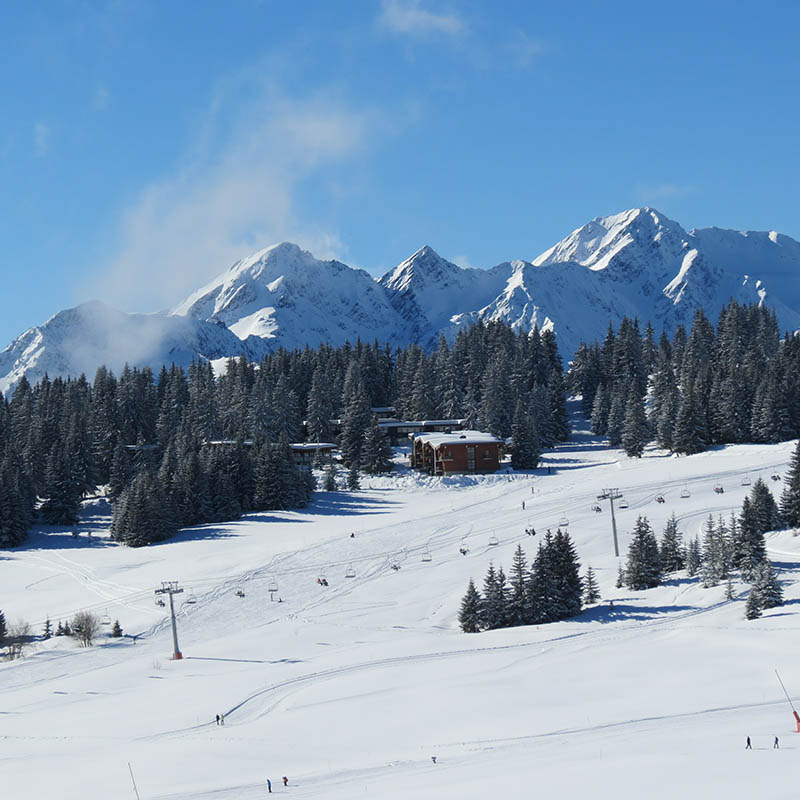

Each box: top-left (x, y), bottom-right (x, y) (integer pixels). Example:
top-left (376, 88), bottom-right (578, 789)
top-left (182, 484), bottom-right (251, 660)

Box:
top-left (597, 488), bottom-right (622, 557)
top-left (155, 581), bottom-right (184, 660)
top-left (775, 669), bottom-right (800, 732)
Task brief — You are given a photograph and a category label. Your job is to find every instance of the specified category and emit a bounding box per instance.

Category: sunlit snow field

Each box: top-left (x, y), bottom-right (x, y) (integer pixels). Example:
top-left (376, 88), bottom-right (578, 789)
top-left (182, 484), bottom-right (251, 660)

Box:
top-left (3, 412), bottom-right (800, 799)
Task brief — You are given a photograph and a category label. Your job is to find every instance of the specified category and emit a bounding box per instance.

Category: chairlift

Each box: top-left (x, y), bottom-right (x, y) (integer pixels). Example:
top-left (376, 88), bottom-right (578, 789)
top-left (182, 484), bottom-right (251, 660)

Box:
top-left (558, 516), bottom-right (569, 527)
top-left (488, 534), bottom-right (499, 547)
top-left (714, 485), bottom-right (724, 494)
top-left (235, 588), bottom-right (245, 598)
top-left (317, 575), bottom-right (329, 586)
top-left (421, 550), bottom-right (432, 563)
top-left (618, 499), bottom-right (629, 509)
top-left (101, 610), bottom-right (111, 626)
top-left (771, 473), bottom-right (782, 482)
top-left (268, 580), bottom-right (279, 593)
top-left (186, 591), bottom-right (197, 605)
top-left (741, 475), bottom-right (752, 486)
top-left (655, 495), bottom-right (665, 504)
top-left (155, 598), bottom-right (165, 608)
top-left (345, 565), bottom-right (356, 579)
top-left (680, 486), bottom-right (691, 499)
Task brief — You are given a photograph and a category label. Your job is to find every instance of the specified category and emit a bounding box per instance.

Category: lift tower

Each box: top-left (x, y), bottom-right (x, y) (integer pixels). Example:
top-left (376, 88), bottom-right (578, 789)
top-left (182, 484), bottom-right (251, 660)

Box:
top-left (155, 581), bottom-right (184, 660)
top-left (597, 488), bottom-right (622, 557)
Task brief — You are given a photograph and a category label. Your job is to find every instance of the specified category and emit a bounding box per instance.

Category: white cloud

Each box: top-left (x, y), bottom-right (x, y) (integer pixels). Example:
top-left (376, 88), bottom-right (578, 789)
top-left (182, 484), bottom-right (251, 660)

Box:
top-left (452, 253), bottom-right (477, 269)
top-left (33, 123), bottom-right (50, 157)
top-left (94, 81), bottom-right (382, 311)
top-left (378, 0), bottom-right (465, 37)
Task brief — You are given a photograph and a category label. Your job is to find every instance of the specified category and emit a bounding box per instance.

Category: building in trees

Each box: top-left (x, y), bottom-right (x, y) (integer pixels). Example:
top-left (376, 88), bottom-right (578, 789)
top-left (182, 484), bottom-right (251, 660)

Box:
top-left (410, 431), bottom-right (504, 475)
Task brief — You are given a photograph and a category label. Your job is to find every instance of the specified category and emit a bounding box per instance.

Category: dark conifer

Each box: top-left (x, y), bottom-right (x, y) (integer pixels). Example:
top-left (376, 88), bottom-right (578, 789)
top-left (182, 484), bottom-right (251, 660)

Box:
top-left (459, 579), bottom-right (482, 633)
top-left (624, 516), bottom-right (661, 590)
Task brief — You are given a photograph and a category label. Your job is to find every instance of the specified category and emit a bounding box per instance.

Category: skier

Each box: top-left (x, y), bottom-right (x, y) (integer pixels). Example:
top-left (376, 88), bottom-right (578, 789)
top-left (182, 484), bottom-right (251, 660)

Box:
top-left (431, 756), bottom-right (437, 764)
top-left (350, 532), bottom-right (355, 538)
top-left (774, 736), bottom-right (780, 749)
top-left (522, 501), bottom-right (525, 511)
top-left (215, 714), bottom-right (220, 726)
top-left (746, 736), bottom-right (751, 749)
top-left (267, 778), bottom-right (272, 793)
top-left (282, 776), bottom-right (288, 787)
top-left (220, 713), bottom-right (225, 726)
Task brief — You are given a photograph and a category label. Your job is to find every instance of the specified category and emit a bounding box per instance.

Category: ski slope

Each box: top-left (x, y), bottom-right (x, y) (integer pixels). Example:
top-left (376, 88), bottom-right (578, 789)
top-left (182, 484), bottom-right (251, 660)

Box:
top-left (3, 411), bottom-right (800, 799)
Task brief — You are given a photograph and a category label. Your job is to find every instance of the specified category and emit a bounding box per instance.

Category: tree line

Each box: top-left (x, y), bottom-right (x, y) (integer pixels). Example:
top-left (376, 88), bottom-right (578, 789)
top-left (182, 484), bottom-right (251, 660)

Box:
top-left (569, 301), bottom-right (800, 456)
top-left (0, 320), bottom-right (567, 548)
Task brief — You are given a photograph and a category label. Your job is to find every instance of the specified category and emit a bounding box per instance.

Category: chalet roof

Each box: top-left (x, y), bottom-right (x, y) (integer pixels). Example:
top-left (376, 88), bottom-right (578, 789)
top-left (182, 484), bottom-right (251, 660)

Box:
top-left (289, 442), bottom-right (338, 451)
top-left (412, 430), bottom-right (503, 450)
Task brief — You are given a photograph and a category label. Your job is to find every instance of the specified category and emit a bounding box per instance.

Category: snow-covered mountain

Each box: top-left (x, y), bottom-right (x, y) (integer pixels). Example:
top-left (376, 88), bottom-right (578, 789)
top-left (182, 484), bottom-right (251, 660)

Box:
top-left (0, 301), bottom-right (258, 395)
top-left (3, 208), bottom-right (800, 393)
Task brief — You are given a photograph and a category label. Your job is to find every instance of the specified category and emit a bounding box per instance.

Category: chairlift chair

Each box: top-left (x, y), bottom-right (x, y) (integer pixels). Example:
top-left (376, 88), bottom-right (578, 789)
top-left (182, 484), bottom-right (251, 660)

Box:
top-left (235, 588), bottom-right (245, 598)
top-left (186, 591), bottom-right (197, 605)
top-left (101, 610), bottom-right (111, 626)
top-left (680, 486), bottom-right (691, 498)
top-left (741, 475), bottom-right (751, 486)
top-left (155, 598), bottom-right (165, 607)
top-left (618, 499), bottom-right (629, 509)
top-left (345, 565), bottom-right (356, 579)
top-left (558, 516), bottom-right (569, 527)
top-left (714, 485), bottom-right (724, 494)
top-left (268, 581), bottom-right (279, 593)
top-left (656, 495), bottom-right (665, 504)
top-left (421, 550), bottom-right (432, 563)
top-left (488, 534), bottom-right (499, 547)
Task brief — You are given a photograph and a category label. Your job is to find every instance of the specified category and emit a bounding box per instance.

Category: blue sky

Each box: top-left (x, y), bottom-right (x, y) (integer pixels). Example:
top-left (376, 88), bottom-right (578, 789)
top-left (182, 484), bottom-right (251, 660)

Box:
top-left (2, 0), bottom-right (799, 346)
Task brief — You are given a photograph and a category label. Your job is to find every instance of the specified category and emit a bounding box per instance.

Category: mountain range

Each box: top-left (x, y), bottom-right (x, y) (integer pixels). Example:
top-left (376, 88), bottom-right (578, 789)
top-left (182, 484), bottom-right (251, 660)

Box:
top-left (3, 207), bottom-right (800, 394)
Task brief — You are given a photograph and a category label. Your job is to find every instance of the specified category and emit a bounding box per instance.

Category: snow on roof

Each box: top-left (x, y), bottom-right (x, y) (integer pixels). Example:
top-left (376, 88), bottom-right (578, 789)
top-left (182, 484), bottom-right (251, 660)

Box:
top-left (289, 442), bottom-right (338, 451)
top-left (370, 406), bottom-right (396, 413)
top-left (412, 430), bottom-right (503, 449)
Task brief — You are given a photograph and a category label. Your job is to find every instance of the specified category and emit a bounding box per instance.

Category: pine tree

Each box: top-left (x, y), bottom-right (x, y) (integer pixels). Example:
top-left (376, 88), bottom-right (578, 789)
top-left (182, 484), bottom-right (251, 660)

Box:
top-left (737, 496), bottom-right (768, 581)
top-left (361, 417), bottom-right (393, 474)
top-left (506, 544), bottom-right (530, 626)
top-left (550, 529), bottom-right (583, 619)
top-left (780, 439), bottom-right (800, 529)
top-left (339, 364), bottom-right (372, 468)
top-left (111, 620), bottom-right (123, 637)
top-left (621, 382), bottom-right (649, 457)
top-left (752, 560), bottom-right (783, 609)
top-left (459, 579), bottom-right (482, 633)
top-left (724, 577), bottom-right (735, 600)
top-left (686, 536), bottom-right (702, 577)
top-left (659, 514), bottom-right (685, 572)
top-left (605, 388), bottom-right (626, 447)
top-left (323, 463), bottom-right (338, 491)
top-left (750, 478), bottom-right (781, 535)
top-left (583, 566), bottom-right (601, 604)
top-left (480, 563), bottom-right (506, 630)
top-left (511, 400), bottom-right (541, 470)
top-left (624, 516), bottom-right (661, 590)
top-left (744, 588), bottom-right (762, 620)
top-left (42, 618), bottom-right (52, 640)
top-left (55, 620), bottom-right (64, 636)
top-left (0, 609), bottom-right (6, 644)
top-left (615, 563), bottom-right (626, 588)
top-left (347, 465), bottom-right (361, 490)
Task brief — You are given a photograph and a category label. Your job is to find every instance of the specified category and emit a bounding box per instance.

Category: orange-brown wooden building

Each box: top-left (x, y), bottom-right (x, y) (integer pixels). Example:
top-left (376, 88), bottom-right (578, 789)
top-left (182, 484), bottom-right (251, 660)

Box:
top-left (409, 430), bottom-right (503, 475)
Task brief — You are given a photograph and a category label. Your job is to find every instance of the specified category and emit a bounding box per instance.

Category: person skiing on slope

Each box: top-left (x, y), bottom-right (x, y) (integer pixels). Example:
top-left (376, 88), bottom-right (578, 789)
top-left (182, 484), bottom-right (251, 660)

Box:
top-left (267, 778), bottom-right (272, 792)
top-left (746, 736), bottom-right (751, 749)
top-left (220, 713), bottom-right (225, 725)
top-left (215, 714), bottom-right (220, 726)
top-left (522, 501), bottom-right (525, 511)
top-left (431, 756), bottom-right (437, 764)
top-left (282, 776), bottom-right (288, 786)
top-left (774, 736), bottom-right (779, 749)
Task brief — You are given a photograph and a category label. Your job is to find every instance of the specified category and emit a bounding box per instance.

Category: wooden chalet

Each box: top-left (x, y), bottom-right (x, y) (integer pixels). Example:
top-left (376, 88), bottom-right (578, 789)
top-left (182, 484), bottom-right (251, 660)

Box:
top-left (288, 442), bottom-right (338, 466)
top-left (409, 430), bottom-right (503, 475)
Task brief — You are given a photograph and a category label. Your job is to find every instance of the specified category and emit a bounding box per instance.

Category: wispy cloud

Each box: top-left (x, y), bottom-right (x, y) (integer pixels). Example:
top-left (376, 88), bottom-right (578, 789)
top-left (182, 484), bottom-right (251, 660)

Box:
top-left (509, 30), bottom-right (547, 68)
top-left (33, 123), bottom-right (50, 157)
top-left (378, 0), bottom-right (465, 38)
top-left (637, 182), bottom-right (697, 201)
top-left (94, 79), bottom-right (384, 311)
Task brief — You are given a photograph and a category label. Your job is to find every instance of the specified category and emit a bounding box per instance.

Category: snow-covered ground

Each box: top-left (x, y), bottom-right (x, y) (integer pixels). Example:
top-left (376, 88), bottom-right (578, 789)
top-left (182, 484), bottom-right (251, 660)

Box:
top-left (3, 415), bottom-right (800, 799)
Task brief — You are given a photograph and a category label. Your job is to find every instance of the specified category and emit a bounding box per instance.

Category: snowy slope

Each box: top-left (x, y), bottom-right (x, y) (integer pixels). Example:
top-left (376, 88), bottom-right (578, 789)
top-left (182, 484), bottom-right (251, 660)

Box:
top-left (3, 416), bottom-right (800, 799)
top-left (0, 300), bottom-right (258, 395)
top-left (4, 209), bottom-right (800, 393)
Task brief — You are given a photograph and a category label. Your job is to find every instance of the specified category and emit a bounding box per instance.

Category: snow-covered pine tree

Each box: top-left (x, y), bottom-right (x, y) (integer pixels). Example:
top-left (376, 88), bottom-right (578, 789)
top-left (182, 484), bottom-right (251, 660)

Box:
top-left (459, 579), bottom-right (482, 633)
top-left (506, 544), bottom-right (530, 626)
top-left (339, 363), bottom-right (372, 468)
top-left (0, 609), bottom-right (7, 645)
top-left (42, 618), bottom-right (52, 640)
top-left (527, 534), bottom-right (557, 624)
top-left (752, 560), bottom-right (783, 609)
top-left (749, 478), bottom-right (782, 535)
top-left (511, 400), bottom-right (541, 470)
top-left (347, 465), bottom-right (361, 490)
top-left (590, 384), bottom-right (610, 436)
top-left (323, 463), bottom-right (338, 491)
top-left (780, 438), bottom-right (800, 529)
top-left (624, 516), bottom-right (661, 590)
top-left (737, 496), bottom-right (768, 581)
top-left (621, 381), bottom-right (649, 458)
top-left (615, 563), bottom-right (626, 588)
top-left (605, 388), bottom-right (626, 448)
top-left (583, 565), bottom-right (601, 604)
top-left (111, 619), bottom-right (123, 637)
top-left (724, 576), bottom-right (735, 600)
top-left (685, 536), bottom-right (702, 577)
top-left (659, 513), bottom-right (685, 572)
top-left (550, 529), bottom-right (583, 619)
top-left (361, 416), bottom-right (393, 474)
top-left (744, 588), bottom-right (762, 620)
top-left (480, 563), bottom-right (506, 630)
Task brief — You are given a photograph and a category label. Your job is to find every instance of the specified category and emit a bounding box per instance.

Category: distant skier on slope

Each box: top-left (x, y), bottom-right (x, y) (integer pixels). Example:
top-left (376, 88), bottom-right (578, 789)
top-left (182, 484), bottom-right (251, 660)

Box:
top-left (282, 776), bottom-right (288, 786)
top-left (774, 736), bottom-right (780, 749)
top-left (215, 714), bottom-right (220, 726)
top-left (267, 778), bottom-right (272, 792)
top-left (746, 736), bottom-right (751, 749)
